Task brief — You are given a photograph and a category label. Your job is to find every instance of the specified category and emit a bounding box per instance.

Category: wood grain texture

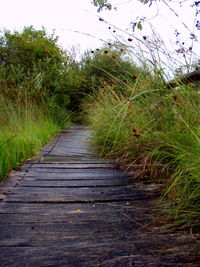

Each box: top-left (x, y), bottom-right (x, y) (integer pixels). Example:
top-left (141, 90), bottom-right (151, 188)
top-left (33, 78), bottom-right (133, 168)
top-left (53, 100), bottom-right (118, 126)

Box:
top-left (167, 69), bottom-right (200, 88)
top-left (0, 125), bottom-right (199, 267)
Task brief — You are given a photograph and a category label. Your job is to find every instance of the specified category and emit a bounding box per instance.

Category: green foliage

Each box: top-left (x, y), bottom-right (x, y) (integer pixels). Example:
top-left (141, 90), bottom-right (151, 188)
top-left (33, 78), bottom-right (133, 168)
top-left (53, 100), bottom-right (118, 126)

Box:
top-left (92, 0), bottom-right (154, 12)
top-left (80, 44), bottom-right (146, 96)
top-left (2, 22), bottom-right (200, 232)
top-left (0, 26), bottom-right (73, 179)
top-left (0, 97), bottom-right (67, 180)
top-left (0, 26), bottom-right (68, 100)
top-left (92, 0), bottom-right (112, 12)
top-left (0, 26), bottom-right (84, 121)
top-left (0, 26), bottom-right (63, 69)
top-left (85, 74), bottom-right (200, 228)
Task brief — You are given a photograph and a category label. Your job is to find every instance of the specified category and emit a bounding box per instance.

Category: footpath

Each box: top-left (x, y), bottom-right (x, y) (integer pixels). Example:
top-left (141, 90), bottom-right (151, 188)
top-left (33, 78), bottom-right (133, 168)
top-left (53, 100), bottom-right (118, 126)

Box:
top-left (0, 125), bottom-right (199, 266)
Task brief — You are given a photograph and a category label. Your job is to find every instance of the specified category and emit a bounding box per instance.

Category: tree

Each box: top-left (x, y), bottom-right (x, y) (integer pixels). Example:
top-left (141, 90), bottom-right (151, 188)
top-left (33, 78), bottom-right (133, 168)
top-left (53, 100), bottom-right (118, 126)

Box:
top-left (0, 26), bottom-right (69, 103)
top-left (79, 43), bottom-right (146, 96)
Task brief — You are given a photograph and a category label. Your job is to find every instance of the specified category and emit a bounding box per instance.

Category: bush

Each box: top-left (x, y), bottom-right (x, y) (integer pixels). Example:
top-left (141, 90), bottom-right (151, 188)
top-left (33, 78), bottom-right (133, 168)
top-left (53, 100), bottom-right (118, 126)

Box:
top-left (0, 27), bottom-right (66, 98)
top-left (0, 96), bottom-right (65, 179)
top-left (85, 74), bottom-right (200, 228)
top-left (80, 44), bottom-right (147, 96)
top-left (0, 26), bottom-right (73, 179)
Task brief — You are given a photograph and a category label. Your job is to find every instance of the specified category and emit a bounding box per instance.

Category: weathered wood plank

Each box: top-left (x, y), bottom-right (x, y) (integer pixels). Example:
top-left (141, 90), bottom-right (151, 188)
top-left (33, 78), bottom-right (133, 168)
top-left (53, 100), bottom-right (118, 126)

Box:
top-left (0, 201), bottom-right (154, 226)
top-left (23, 169), bottom-right (127, 180)
top-left (43, 156), bottom-right (103, 162)
top-left (0, 216), bottom-right (138, 234)
top-left (0, 200), bottom-right (153, 214)
top-left (22, 172), bottom-right (128, 180)
top-left (30, 163), bottom-right (116, 169)
top-left (8, 183), bottom-right (149, 193)
top-left (167, 69), bottom-right (200, 88)
top-left (0, 125), bottom-right (199, 266)
top-left (25, 168), bottom-right (123, 174)
top-left (0, 243), bottom-right (138, 267)
top-left (32, 160), bottom-right (114, 164)
top-left (16, 178), bottom-right (134, 187)
top-left (4, 191), bottom-right (148, 203)
top-left (0, 212), bottom-right (128, 224)
top-left (4, 183), bottom-right (156, 203)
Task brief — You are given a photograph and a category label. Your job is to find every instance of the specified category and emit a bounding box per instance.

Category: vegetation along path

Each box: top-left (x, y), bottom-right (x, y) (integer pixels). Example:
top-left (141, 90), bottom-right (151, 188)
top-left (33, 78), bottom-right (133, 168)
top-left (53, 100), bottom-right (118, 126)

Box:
top-left (0, 125), bottom-right (200, 266)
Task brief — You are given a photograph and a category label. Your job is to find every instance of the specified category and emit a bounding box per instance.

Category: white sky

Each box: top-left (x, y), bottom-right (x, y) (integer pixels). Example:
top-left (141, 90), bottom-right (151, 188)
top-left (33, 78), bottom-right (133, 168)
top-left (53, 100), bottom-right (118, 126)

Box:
top-left (0, 0), bottom-right (109, 52)
top-left (0, 0), bottom-right (199, 76)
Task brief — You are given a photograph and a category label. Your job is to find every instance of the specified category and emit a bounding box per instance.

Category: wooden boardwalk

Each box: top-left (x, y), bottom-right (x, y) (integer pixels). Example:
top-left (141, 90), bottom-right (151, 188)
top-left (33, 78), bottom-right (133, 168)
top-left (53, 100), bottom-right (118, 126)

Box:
top-left (0, 125), bottom-right (199, 266)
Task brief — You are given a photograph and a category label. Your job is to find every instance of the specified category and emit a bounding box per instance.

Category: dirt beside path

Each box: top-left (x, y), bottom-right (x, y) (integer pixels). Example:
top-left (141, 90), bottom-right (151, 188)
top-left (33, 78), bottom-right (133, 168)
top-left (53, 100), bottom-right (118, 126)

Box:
top-left (0, 125), bottom-right (199, 266)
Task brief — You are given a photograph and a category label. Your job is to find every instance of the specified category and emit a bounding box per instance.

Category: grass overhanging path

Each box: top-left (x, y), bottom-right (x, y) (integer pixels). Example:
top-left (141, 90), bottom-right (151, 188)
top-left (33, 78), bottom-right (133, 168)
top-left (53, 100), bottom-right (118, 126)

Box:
top-left (0, 125), bottom-right (200, 266)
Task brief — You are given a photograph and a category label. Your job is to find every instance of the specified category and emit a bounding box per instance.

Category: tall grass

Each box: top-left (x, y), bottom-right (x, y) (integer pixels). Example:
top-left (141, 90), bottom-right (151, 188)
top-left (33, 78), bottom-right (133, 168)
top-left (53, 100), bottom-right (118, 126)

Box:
top-left (86, 75), bottom-right (200, 228)
top-left (0, 96), bottom-right (66, 180)
top-left (0, 27), bottom-right (73, 180)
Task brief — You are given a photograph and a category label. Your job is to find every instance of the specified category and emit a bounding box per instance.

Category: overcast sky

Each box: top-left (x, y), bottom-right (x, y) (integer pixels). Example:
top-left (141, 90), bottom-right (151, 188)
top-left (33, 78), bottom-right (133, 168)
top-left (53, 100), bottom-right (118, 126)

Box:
top-left (0, 0), bottom-right (109, 52)
top-left (0, 0), bottom-right (199, 75)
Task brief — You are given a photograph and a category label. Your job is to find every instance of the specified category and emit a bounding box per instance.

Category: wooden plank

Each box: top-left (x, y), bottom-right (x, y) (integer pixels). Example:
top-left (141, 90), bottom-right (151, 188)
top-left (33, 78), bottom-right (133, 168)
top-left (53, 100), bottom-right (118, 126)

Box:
top-left (1, 244), bottom-right (198, 267)
top-left (4, 195), bottom-right (141, 204)
top-left (0, 243), bottom-right (138, 267)
top-left (6, 184), bottom-right (153, 201)
top-left (167, 69), bottom-right (200, 88)
top-left (30, 163), bottom-right (116, 169)
top-left (23, 170), bottom-right (127, 180)
top-left (25, 168), bottom-right (124, 173)
top-left (0, 210), bottom-right (136, 224)
top-left (0, 201), bottom-right (123, 213)
top-left (0, 222), bottom-right (138, 247)
top-left (0, 201), bottom-right (154, 224)
top-left (4, 188), bottom-right (149, 203)
top-left (0, 223), bottom-right (197, 266)
top-left (16, 178), bottom-right (134, 187)
top-left (0, 200), bottom-right (153, 214)
top-left (8, 184), bottom-right (138, 192)
top-left (43, 156), bottom-right (102, 161)
top-left (32, 160), bottom-right (114, 164)
top-left (0, 125), bottom-right (199, 267)
top-left (34, 160), bottom-right (114, 164)
top-left (23, 176), bottom-right (127, 181)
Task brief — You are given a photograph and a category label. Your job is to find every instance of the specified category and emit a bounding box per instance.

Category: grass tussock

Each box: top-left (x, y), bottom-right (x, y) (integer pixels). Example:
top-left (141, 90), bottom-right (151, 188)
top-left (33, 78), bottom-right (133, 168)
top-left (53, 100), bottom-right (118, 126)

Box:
top-left (86, 76), bottom-right (200, 228)
top-left (0, 97), bottom-right (63, 179)
top-left (0, 27), bottom-right (72, 180)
